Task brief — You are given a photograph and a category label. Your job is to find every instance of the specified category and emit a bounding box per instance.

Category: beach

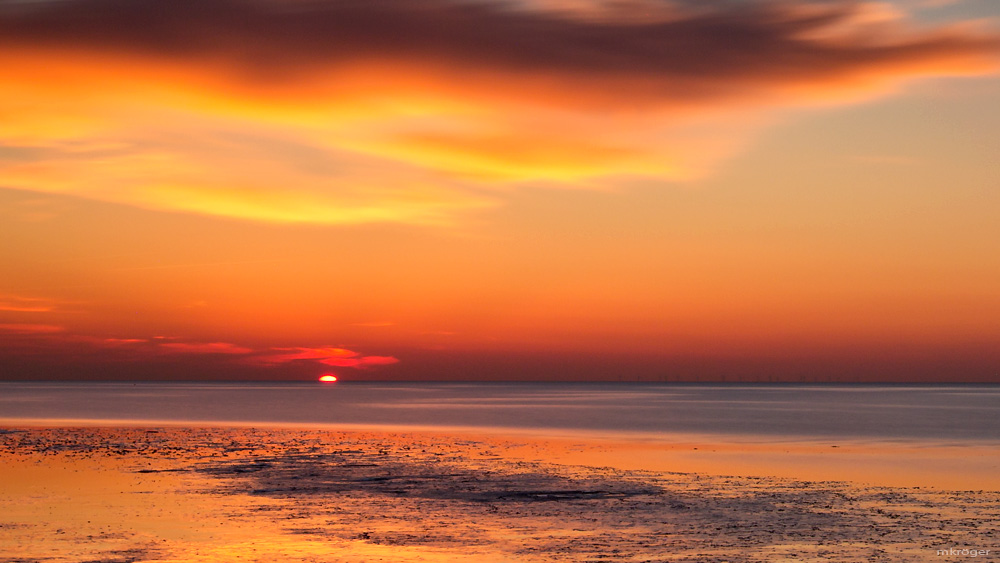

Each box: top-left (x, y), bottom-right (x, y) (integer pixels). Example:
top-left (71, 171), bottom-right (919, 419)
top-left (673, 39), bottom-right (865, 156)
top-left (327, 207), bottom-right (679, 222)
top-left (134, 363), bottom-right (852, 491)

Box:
top-left (2, 424), bottom-right (998, 562)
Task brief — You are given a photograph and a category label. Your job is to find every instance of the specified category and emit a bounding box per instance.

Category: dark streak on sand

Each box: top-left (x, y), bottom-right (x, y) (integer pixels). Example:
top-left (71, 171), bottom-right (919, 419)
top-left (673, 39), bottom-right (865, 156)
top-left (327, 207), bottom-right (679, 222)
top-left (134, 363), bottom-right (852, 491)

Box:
top-left (2, 427), bottom-right (999, 562)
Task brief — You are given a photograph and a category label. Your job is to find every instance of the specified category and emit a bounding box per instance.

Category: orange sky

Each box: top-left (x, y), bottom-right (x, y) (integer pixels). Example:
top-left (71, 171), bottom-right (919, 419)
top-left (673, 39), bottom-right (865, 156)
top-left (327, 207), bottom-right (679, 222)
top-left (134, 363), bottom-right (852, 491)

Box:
top-left (1, 0), bottom-right (999, 381)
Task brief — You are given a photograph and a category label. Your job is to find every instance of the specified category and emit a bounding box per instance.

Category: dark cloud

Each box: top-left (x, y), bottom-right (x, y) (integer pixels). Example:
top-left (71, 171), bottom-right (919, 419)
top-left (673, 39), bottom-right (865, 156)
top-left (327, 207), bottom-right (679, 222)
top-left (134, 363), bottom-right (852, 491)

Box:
top-left (1, 0), bottom-right (996, 105)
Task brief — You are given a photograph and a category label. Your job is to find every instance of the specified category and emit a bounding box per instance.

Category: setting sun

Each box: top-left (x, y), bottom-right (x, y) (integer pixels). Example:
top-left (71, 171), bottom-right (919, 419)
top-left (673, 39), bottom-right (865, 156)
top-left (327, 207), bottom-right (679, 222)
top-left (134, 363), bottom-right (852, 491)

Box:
top-left (318, 374), bottom-right (338, 383)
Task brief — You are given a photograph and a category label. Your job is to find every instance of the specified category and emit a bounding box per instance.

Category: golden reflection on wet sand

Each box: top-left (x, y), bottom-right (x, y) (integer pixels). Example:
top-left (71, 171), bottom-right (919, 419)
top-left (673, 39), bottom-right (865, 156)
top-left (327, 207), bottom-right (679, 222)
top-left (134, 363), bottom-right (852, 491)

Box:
top-left (500, 435), bottom-right (1000, 490)
top-left (1, 426), bottom-right (998, 562)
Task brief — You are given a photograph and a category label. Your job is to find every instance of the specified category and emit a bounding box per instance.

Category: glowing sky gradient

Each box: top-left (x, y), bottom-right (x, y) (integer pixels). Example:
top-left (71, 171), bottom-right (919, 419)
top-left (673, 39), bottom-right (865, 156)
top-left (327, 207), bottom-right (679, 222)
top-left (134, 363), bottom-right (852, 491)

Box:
top-left (1, 0), bottom-right (999, 381)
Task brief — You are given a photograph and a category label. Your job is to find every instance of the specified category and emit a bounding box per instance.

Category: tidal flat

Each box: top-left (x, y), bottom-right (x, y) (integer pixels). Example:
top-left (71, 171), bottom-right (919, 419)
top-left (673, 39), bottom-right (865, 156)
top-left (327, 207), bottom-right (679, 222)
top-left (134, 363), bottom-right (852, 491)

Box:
top-left (1, 426), bottom-right (998, 562)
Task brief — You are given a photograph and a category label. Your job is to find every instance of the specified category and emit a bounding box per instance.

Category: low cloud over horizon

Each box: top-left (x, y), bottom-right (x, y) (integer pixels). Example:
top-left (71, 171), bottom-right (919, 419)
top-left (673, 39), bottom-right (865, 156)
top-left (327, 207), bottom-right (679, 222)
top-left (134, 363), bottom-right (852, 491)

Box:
top-left (0, 325), bottom-right (400, 379)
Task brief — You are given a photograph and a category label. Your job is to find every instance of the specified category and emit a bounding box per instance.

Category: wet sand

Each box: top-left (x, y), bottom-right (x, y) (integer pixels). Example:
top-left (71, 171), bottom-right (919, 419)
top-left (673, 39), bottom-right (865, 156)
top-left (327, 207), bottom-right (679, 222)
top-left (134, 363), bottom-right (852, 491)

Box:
top-left (1, 426), bottom-right (998, 562)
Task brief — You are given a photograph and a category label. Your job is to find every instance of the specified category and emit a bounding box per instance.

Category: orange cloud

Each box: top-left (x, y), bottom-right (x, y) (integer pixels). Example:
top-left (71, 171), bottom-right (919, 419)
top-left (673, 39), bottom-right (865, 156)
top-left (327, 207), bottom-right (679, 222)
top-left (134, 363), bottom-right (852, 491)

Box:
top-left (253, 346), bottom-right (400, 370)
top-left (102, 338), bottom-right (149, 345)
top-left (0, 0), bottom-right (996, 224)
top-left (0, 323), bottom-right (65, 334)
top-left (3, 0), bottom-right (995, 104)
top-left (319, 355), bottom-right (401, 368)
top-left (0, 323), bottom-right (400, 377)
top-left (157, 341), bottom-right (254, 355)
top-left (0, 106), bottom-right (497, 225)
top-left (254, 347), bottom-right (359, 364)
top-left (78, 336), bottom-right (254, 356)
top-left (351, 321), bottom-right (396, 328)
top-left (0, 295), bottom-right (57, 313)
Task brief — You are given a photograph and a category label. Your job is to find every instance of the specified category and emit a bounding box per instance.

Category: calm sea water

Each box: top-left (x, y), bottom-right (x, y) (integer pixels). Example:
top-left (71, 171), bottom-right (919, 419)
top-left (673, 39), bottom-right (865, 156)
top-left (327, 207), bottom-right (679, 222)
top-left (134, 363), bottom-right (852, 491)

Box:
top-left (1, 382), bottom-right (998, 443)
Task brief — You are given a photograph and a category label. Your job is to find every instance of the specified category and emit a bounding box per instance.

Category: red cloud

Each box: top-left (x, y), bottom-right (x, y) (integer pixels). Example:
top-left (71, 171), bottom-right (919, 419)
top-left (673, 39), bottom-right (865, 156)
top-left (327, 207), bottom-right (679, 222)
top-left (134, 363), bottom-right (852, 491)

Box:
top-left (158, 341), bottom-right (254, 355)
top-left (0, 294), bottom-right (62, 313)
top-left (254, 347), bottom-right (358, 364)
top-left (103, 338), bottom-right (148, 344)
top-left (319, 355), bottom-right (400, 368)
top-left (252, 346), bottom-right (399, 370)
top-left (0, 323), bottom-right (65, 334)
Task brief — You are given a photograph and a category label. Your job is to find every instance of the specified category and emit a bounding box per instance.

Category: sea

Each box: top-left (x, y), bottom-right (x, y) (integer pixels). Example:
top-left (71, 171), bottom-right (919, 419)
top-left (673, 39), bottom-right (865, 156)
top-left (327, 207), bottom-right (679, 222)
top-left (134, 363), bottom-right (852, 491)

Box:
top-left (1, 381), bottom-right (998, 444)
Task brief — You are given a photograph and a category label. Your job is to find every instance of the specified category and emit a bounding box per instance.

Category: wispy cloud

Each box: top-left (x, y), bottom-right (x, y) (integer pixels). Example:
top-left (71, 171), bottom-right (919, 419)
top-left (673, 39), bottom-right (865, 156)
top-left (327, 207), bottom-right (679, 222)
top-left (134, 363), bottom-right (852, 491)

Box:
top-left (86, 338), bottom-right (401, 370)
top-left (0, 294), bottom-right (61, 313)
top-left (318, 355), bottom-right (401, 368)
top-left (157, 341), bottom-right (254, 355)
top-left (0, 323), bottom-right (65, 334)
top-left (0, 327), bottom-right (400, 374)
top-left (100, 337), bottom-right (149, 345)
top-left (253, 347), bottom-right (357, 364)
top-left (4, 0), bottom-right (995, 102)
top-left (0, 0), bottom-right (996, 224)
top-left (0, 302), bottom-right (54, 313)
top-left (252, 346), bottom-right (400, 369)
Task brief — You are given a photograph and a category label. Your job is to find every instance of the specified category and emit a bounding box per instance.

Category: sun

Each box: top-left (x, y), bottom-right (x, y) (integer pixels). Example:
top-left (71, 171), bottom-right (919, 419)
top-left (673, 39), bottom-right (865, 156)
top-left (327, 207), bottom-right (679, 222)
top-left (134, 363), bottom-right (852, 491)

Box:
top-left (318, 374), bottom-right (338, 382)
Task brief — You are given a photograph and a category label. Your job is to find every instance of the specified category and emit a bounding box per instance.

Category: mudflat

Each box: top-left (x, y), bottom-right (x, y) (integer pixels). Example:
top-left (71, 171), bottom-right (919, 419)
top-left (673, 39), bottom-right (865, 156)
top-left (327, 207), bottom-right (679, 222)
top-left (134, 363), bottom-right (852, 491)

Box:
top-left (1, 426), bottom-right (998, 562)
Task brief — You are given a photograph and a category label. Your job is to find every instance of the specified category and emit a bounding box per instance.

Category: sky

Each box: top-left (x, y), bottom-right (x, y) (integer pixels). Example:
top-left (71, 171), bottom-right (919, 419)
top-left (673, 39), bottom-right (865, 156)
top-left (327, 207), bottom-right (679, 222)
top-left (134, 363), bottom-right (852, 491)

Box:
top-left (1, 0), bottom-right (999, 382)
